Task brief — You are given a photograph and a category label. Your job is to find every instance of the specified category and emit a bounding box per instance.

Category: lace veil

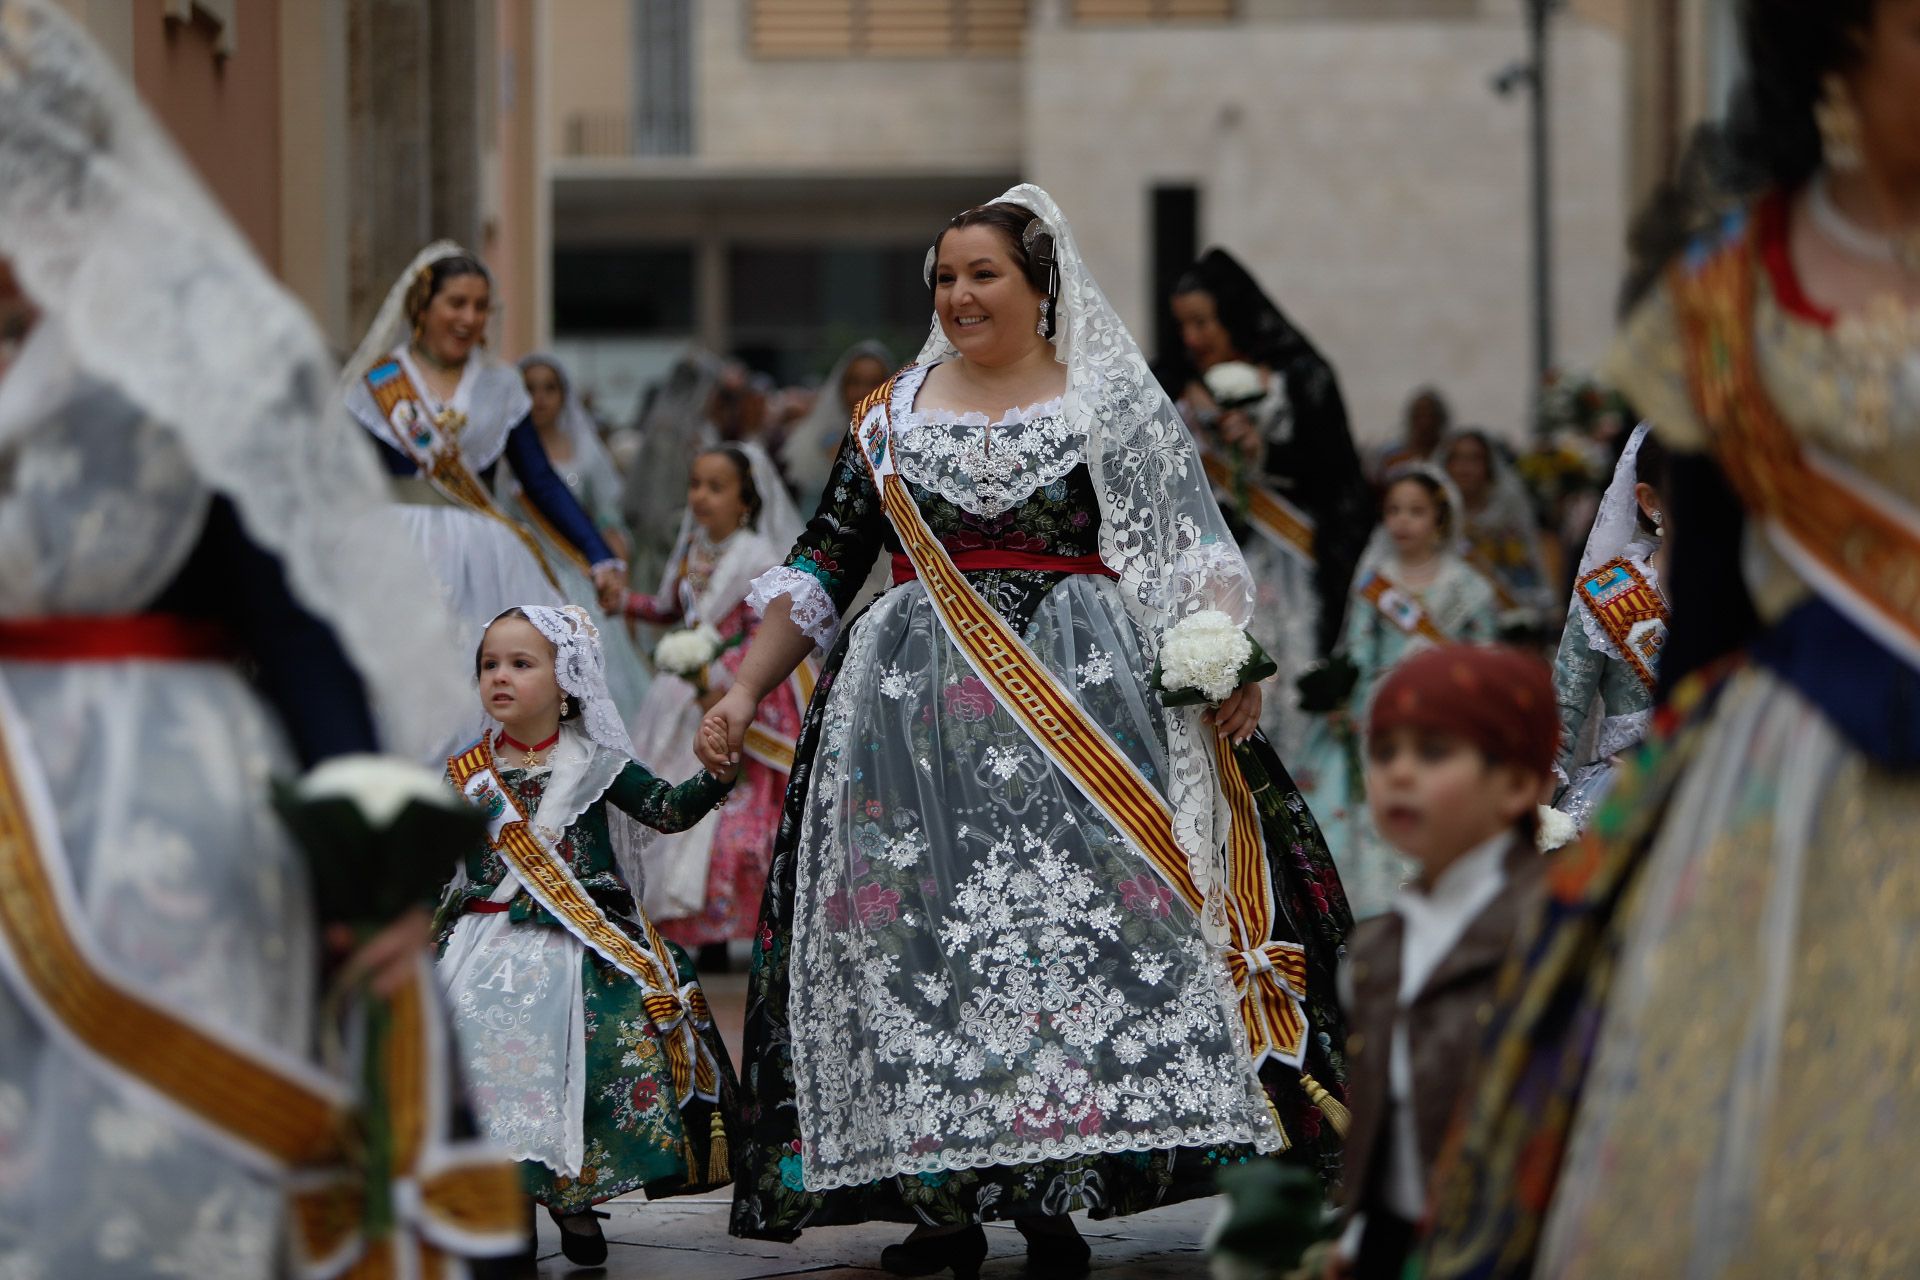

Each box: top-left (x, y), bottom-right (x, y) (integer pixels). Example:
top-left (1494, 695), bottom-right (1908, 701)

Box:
top-left (779, 339), bottom-right (894, 505)
top-left (514, 351), bottom-right (624, 511)
top-left (490, 604), bottom-right (654, 894)
top-left (0, 0), bottom-right (468, 759)
top-left (915, 183), bottom-right (1256, 928)
top-left (657, 439), bottom-right (804, 603)
top-left (1579, 421), bottom-right (1655, 579)
top-left (1356, 461), bottom-right (1472, 581)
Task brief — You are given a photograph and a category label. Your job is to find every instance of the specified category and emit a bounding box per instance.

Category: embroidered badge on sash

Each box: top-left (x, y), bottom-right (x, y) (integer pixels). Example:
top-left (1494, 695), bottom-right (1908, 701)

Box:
top-left (1576, 557), bottom-right (1668, 692)
top-left (1359, 573), bottom-right (1450, 644)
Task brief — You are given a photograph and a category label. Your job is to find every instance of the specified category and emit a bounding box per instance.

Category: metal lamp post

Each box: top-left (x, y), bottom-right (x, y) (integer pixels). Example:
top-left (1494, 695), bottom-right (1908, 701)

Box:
top-left (1494, 0), bottom-right (1565, 399)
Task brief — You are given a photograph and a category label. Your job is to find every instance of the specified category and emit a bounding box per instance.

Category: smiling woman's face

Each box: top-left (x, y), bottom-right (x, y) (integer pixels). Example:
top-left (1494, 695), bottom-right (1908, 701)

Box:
top-left (931, 225), bottom-right (1049, 368)
top-left (416, 271), bottom-right (490, 366)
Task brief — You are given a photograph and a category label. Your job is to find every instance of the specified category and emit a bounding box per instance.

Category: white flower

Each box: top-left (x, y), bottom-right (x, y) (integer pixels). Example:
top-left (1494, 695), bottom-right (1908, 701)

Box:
top-left (298, 754), bottom-right (459, 826)
top-left (1537, 804), bottom-right (1578, 852)
top-left (1075, 651), bottom-right (1114, 688)
top-left (1202, 360), bottom-right (1266, 408)
top-left (653, 624), bottom-right (724, 677)
top-left (982, 744), bottom-right (1025, 781)
top-left (1158, 610), bottom-right (1255, 703)
top-left (879, 665), bottom-right (913, 700)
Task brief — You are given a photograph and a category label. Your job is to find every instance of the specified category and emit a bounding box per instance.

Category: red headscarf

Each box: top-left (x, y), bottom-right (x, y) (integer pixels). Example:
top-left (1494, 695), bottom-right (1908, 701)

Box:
top-left (1367, 645), bottom-right (1559, 777)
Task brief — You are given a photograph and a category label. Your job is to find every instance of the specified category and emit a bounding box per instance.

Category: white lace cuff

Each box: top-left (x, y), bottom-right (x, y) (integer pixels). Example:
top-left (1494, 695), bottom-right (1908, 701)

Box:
top-left (748, 566), bottom-right (840, 649)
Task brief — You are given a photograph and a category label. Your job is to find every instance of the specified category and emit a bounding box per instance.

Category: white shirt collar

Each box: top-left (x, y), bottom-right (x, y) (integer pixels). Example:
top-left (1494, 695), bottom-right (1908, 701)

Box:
top-left (1392, 831), bottom-right (1511, 1004)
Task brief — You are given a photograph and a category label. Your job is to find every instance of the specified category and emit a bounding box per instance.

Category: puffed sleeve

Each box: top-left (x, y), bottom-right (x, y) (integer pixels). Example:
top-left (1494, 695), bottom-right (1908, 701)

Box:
top-left (745, 427), bottom-right (890, 648)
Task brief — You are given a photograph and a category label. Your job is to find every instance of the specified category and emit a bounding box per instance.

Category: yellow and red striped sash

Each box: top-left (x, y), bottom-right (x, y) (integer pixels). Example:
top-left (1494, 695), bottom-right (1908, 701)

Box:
top-left (1201, 450), bottom-right (1316, 566)
top-left (364, 359), bottom-right (562, 591)
top-left (1359, 571), bottom-right (1451, 645)
top-left (514, 492), bottom-right (596, 577)
top-left (0, 682), bottom-right (521, 1277)
top-left (741, 656), bottom-right (818, 773)
top-left (1674, 221), bottom-right (1920, 668)
top-left (448, 737), bottom-right (719, 1107)
top-left (850, 374), bottom-right (1310, 1075)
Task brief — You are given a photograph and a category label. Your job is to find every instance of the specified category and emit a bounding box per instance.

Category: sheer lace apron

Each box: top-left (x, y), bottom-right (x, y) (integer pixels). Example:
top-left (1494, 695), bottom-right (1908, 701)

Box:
top-left (438, 896), bottom-right (589, 1178)
top-left (0, 661), bottom-right (316, 1279)
top-left (787, 573), bottom-right (1277, 1192)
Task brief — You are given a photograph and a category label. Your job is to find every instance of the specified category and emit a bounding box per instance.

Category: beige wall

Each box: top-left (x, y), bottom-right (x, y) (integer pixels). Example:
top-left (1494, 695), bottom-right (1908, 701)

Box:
top-left (546, 0), bottom-right (632, 155)
top-left (1027, 14), bottom-right (1628, 444)
top-left (693, 0), bottom-right (1023, 170)
top-left (129, 0), bottom-right (284, 272)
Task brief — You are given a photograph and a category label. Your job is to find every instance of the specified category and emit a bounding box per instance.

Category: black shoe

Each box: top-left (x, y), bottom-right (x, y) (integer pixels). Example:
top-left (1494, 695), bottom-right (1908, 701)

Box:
top-left (879, 1224), bottom-right (988, 1279)
top-left (548, 1207), bottom-right (610, 1267)
top-left (1016, 1218), bottom-right (1091, 1275)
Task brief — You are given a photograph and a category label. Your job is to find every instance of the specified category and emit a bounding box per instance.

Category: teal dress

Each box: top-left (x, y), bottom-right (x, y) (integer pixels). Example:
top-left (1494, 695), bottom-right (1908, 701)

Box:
top-left (435, 758), bottom-right (738, 1212)
top-left (1294, 554), bottom-right (1499, 918)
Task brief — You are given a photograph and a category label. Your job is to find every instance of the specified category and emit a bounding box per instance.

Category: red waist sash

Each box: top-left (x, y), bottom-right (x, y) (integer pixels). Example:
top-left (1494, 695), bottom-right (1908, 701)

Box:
top-left (891, 549), bottom-right (1118, 586)
top-left (461, 899), bottom-right (512, 915)
top-left (0, 615), bottom-right (232, 662)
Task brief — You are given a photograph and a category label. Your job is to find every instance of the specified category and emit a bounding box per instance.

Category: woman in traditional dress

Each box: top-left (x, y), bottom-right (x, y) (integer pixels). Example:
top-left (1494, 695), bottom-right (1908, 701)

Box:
top-left (697, 187), bottom-right (1352, 1274)
top-left (435, 606), bottom-right (739, 1267)
top-left (0, 4), bottom-right (520, 1274)
top-left (625, 446), bottom-right (808, 970)
top-left (341, 245), bottom-right (627, 635)
top-left (623, 351), bottom-right (724, 596)
top-left (1439, 428), bottom-right (1555, 635)
top-left (1293, 469), bottom-right (1499, 919)
top-left (1421, 3), bottom-right (1920, 1275)
top-left (1548, 423), bottom-right (1671, 831)
top-left (1158, 249), bottom-right (1373, 758)
top-left (780, 340), bottom-right (895, 515)
top-left (508, 352), bottom-right (652, 732)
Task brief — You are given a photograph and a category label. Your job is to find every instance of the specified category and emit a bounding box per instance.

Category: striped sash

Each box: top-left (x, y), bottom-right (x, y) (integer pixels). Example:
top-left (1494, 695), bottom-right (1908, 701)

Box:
top-left (1359, 571), bottom-right (1451, 644)
top-left (849, 374), bottom-right (1312, 1077)
top-left (1201, 450), bottom-right (1316, 566)
top-left (447, 737), bottom-right (718, 1107)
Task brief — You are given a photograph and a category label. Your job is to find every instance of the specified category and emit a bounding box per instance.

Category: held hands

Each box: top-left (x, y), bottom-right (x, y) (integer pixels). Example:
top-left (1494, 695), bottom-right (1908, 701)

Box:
top-left (592, 562), bottom-right (627, 614)
top-left (1205, 680), bottom-right (1263, 745)
top-left (325, 906), bottom-right (431, 1000)
top-left (696, 684), bottom-right (758, 782)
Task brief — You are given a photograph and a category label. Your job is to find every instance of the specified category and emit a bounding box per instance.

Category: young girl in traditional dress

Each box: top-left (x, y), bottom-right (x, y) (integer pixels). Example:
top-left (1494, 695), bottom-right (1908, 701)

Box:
top-left (434, 605), bottom-right (739, 1267)
top-left (1295, 469), bottom-right (1499, 918)
top-left (624, 446), bottom-right (807, 970)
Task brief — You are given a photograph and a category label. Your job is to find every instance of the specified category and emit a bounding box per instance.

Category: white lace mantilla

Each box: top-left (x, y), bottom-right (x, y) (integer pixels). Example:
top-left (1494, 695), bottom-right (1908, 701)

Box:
top-left (893, 371), bottom-right (1082, 518)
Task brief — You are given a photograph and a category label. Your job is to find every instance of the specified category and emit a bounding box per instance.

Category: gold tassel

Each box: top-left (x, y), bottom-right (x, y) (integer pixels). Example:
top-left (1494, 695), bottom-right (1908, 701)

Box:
top-left (683, 1127), bottom-right (702, 1184)
top-left (1265, 1097), bottom-right (1292, 1152)
top-left (707, 1110), bottom-right (730, 1186)
top-left (1299, 1072), bottom-right (1351, 1138)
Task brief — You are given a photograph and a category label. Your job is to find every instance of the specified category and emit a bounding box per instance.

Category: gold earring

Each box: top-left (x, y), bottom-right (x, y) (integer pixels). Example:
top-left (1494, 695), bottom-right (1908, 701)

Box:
top-left (1817, 73), bottom-right (1864, 173)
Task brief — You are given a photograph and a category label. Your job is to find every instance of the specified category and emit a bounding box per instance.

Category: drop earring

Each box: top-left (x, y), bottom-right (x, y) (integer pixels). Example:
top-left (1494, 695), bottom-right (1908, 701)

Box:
top-left (560, 696), bottom-right (571, 717)
top-left (1817, 73), bottom-right (1864, 173)
top-left (1035, 299), bottom-right (1051, 337)
top-left (1651, 509), bottom-right (1665, 537)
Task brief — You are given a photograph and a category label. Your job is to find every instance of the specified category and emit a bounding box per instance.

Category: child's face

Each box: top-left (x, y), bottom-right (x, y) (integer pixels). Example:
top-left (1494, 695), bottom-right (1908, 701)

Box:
top-left (477, 616), bottom-right (563, 731)
top-left (1383, 479), bottom-right (1443, 561)
top-left (1365, 725), bottom-right (1537, 881)
top-left (688, 452), bottom-right (748, 541)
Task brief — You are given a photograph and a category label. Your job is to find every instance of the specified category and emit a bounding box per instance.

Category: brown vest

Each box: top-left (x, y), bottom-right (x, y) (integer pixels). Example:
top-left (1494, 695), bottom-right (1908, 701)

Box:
top-left (1336, 836), bottom-right (1546, 1224)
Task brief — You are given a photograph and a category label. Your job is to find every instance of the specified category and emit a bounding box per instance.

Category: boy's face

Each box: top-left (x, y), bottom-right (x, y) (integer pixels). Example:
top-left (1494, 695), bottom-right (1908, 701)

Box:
top-left (1365, 725), bottom-right (1538, 881)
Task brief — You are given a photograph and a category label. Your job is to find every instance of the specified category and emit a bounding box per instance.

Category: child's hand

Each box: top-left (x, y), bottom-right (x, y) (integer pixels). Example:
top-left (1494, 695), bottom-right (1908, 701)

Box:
top-left (701, 720), bottom-right (739, 782)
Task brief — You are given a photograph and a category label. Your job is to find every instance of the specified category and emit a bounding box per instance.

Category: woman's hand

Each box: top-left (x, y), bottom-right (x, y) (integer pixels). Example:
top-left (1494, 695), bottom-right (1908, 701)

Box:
top-left (592, 562), bottom-right (627, 613)
top-left (326, 907), bottom-right (431, 1000)
top-left (1206, 680), bottom-right (1263, 745)
top-left (697, 684), bottom-right (759, 772)
top-left (1217, 409), bottom-right (1263, 463)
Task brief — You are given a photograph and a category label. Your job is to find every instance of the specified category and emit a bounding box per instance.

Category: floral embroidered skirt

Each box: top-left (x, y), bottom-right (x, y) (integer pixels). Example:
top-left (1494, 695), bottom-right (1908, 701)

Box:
top-left (728, 574), bottom-right (1351, 1241)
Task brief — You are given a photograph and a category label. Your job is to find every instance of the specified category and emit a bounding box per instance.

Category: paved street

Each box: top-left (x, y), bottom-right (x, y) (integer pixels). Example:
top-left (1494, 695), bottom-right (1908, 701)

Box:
top-left (527, 962), bottom-right (1219, 1277)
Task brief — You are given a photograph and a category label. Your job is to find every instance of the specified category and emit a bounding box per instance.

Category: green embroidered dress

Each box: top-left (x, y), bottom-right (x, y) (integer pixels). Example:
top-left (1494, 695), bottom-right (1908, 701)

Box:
top-left (435, 751), bottom-right (738, 1213)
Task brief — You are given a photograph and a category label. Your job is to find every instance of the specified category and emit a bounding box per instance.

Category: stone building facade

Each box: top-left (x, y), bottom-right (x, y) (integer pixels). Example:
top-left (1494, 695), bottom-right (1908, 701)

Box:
top-left (544, 0), bottom-right (1670, 441)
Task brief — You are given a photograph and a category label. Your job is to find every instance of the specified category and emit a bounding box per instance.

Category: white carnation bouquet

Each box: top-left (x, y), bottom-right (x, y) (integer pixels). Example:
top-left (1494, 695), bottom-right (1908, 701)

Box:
top-left (653, 623), bottom-right (727, 693)
top-left (1153, 609), bottom-right (1277, 706)
top-left (1536, 804), bottom-right (1578, 853)
top-left (1203, 360), bottom-right (1268, 412)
